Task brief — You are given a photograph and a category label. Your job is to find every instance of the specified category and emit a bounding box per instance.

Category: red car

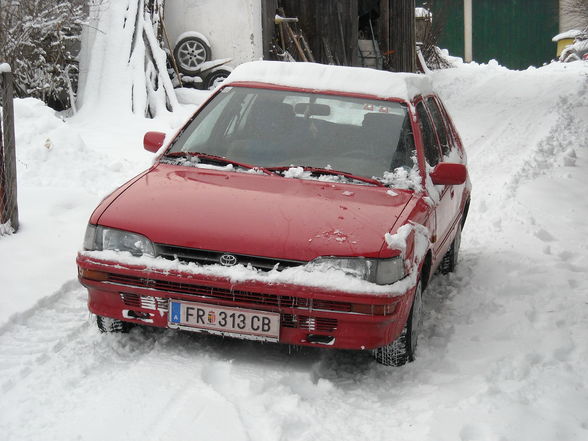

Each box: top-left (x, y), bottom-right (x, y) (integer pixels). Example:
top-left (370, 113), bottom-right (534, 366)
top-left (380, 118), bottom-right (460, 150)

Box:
top-left (77, 61), bottom-right (471, 366)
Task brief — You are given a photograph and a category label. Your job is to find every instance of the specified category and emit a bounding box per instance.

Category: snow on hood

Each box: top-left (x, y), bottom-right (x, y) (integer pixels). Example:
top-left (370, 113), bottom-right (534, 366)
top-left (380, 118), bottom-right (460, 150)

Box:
top-left (225, 61), bottom-right (433, 101)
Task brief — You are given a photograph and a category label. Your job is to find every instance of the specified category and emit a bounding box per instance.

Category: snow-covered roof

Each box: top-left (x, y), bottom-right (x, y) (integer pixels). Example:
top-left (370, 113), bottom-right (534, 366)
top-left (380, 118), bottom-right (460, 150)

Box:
top-left (225, 61), bottom-right (433, 101)
top-left (552, 29), bottom-right (583, 41)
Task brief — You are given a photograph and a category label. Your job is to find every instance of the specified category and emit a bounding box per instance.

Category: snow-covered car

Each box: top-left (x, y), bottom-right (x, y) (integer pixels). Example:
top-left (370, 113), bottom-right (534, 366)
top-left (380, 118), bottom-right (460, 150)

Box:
top-left (77, 61), bottom-right (471, 366)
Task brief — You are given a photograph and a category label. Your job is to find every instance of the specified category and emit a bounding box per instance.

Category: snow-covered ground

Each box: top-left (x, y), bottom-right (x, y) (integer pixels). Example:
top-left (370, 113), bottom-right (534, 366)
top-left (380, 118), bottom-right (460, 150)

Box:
top-left (1, 59), bottom-right (587, 441)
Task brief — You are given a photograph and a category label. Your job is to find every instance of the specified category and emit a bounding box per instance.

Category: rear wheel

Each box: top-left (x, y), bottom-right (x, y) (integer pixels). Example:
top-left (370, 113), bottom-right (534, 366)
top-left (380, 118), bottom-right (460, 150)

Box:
top-left (96, 315), bottom-right (132, 333)
top-left (439, 223), bottom-right (461, 275)
top-left (374, 279), bottom-right (423, 366)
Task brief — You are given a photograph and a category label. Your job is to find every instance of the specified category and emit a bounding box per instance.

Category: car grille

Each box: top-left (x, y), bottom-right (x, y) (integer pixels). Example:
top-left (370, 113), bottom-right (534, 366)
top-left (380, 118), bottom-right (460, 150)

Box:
top-left (109, 273), bottom-right (353, 313)
top-left (120, 293), bottom-right (338, 332)
top-left (282, 314), bottom-right (338, 332)
top-left (154, 244), bottom-right (305, 272)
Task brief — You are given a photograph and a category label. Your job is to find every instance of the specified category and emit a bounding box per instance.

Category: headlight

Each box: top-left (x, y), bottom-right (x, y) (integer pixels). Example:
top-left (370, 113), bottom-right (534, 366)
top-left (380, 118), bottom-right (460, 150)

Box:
top-left (83, 224), bottom-right (155, 257)
top-left (307, 256), bottom-right (406, 285)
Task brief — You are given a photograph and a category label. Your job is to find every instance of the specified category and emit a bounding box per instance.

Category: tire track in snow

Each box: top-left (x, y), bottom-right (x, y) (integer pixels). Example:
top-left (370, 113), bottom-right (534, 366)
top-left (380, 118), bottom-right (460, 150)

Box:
top-left (0, 280), bottom-right (89, 393)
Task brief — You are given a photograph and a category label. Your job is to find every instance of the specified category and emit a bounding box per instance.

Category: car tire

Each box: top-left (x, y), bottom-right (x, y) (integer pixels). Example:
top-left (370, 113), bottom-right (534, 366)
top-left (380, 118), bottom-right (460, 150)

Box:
top-left (96, 315), bottom-right (132, 333)
top-left (439, 222), bottom-right (461, 275)
top-left (204, 69), bottom-right (232, 90)
top-left (374, 278), bottom-right (423, 367)
top-left (173, 36), bottom-right (211, 76)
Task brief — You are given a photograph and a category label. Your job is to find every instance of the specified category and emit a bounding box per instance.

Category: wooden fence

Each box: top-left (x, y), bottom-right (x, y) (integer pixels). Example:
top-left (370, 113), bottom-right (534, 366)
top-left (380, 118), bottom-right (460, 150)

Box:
top-left (0, 66), bottom-right (19, 235)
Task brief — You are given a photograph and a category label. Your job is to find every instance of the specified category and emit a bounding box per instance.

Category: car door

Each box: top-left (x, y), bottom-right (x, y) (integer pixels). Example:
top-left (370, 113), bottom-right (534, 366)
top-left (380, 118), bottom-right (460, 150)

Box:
top-left (415, 98), bottom-right (453, 260)
top-left (427, 96), bottom-right (467, 248)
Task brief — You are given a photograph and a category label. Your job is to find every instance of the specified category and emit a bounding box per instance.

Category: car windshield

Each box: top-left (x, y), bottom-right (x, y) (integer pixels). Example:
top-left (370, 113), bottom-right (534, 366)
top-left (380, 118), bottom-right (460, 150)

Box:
top-left (167, 86), bottom-right (417, 179)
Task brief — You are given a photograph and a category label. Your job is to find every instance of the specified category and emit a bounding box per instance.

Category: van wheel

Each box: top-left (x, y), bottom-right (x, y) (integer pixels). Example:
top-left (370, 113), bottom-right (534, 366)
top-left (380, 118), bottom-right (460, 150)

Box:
top-left (96, 315), bottom-right (131, 333)
top-left (374, 279), bottom-right (423, 366)
top-left (439, 223), bottom-right (461, 274)
top-left (204, 69), bottom-right (231, 89)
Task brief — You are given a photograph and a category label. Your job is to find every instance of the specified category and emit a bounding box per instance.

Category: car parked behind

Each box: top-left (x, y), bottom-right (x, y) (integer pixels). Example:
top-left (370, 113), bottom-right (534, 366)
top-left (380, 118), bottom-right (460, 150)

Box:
top-left (77, 61), bottom-right (471, 366)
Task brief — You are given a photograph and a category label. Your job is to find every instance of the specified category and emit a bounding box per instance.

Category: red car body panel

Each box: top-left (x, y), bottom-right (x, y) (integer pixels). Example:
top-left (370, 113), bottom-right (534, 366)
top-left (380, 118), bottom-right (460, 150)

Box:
top-left (77, 68), bottom-right (471, 353)
top-left (78, 254), bottom-right (415, 350)
top-left (95, 163), bottom-right (414, 261)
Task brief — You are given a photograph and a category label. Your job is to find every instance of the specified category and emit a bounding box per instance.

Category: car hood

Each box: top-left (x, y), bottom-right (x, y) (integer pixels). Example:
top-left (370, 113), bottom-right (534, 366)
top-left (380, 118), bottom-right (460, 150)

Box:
top-left (95, 164), bottom-right (414, 261)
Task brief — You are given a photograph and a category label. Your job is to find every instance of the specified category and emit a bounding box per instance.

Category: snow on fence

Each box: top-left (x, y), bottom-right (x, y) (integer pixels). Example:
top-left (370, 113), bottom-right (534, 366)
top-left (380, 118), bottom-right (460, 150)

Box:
top-left (0, 65), bottom-right (19, 236)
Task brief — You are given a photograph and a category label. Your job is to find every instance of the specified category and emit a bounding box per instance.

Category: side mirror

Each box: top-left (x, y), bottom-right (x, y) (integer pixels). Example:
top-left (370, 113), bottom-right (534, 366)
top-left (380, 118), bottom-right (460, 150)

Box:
top-left (430, 162), bottom-right (467, 185)
top-left (143, 131), bottom-right (166, 153)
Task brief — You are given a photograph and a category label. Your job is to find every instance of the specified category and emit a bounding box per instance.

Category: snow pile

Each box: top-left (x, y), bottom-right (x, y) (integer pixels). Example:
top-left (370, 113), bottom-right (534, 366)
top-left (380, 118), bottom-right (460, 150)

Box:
top-left (13, 98), bottom-right (111, 189)
top-left (78, 0), bottom-right (178, 120)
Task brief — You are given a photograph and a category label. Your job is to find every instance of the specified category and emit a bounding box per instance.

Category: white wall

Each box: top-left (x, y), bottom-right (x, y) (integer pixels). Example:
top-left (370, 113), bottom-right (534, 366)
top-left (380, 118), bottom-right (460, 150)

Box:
top-left (164, 0), bottom-right (264, 67)
top-left (559, 0), bottom-right (586, 32)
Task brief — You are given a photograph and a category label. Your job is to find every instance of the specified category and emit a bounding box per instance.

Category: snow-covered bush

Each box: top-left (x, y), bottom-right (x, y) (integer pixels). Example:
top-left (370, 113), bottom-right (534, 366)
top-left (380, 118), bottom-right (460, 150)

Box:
top-left (0, 0), bottom-right (87, 110)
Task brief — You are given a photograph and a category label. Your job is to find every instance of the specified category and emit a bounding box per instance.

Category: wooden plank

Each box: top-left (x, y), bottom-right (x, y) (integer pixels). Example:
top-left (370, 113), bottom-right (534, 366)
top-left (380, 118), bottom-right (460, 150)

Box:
top-left (261, 0), bottom-right (279, 59)
top-left (280, 0), bottom-right (358, 66)
top-left (389, 0), bottom-right (416, 72)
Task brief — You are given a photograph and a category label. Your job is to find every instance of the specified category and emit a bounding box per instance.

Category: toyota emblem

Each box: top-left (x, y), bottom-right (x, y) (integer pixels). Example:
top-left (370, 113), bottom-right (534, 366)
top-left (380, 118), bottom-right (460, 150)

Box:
top-left (219, 254), bottom-right (238, 266)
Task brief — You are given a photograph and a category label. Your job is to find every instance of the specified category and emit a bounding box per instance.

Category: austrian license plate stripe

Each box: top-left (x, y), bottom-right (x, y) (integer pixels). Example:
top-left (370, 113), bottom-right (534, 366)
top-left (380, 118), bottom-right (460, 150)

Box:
top-left (168, 300), bottom-right (280, 340)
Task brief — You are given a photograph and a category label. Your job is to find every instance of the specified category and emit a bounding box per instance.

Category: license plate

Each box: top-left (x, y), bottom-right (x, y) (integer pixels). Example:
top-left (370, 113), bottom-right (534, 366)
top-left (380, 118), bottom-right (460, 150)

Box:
top-left (168, 300), bottom-right (280, 342)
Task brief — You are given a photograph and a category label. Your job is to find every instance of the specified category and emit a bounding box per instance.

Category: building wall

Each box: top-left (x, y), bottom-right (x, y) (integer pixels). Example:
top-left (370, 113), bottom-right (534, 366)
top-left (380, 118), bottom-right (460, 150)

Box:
top-left (559, 0), bottom-right (586, 31)
top-left (164, 0), bottom-right (264, 67)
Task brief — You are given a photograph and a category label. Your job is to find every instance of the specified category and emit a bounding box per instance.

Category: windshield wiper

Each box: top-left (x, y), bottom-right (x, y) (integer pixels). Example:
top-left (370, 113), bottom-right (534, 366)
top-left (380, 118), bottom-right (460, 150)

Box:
top-left (267, 166), bottom-right (385, 187)
top-left (162, 152), bottom-right (276, 176)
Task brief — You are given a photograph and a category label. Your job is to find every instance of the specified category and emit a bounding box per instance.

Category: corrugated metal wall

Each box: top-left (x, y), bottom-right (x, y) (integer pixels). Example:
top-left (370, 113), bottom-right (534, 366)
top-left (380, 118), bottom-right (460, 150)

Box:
top-left (421, 0), bottom-right (559, 69)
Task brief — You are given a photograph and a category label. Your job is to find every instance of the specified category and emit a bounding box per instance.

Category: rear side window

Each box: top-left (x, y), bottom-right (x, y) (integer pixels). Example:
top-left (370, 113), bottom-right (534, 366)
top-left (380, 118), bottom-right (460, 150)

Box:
top-left (416, 101), bottom-right (441, 166)
top-left (426, 97), bottom-right (451, 157)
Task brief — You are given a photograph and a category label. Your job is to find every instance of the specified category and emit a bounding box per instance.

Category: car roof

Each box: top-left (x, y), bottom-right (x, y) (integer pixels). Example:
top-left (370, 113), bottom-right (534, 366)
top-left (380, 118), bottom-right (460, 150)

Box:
top-left (225, 61), bottom-right (433, 102)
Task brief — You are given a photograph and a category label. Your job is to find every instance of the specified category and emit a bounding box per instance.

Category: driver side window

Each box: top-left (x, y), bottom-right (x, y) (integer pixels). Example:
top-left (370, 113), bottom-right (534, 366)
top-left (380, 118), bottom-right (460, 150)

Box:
top-left (416, 101), bottom-right (441, 167)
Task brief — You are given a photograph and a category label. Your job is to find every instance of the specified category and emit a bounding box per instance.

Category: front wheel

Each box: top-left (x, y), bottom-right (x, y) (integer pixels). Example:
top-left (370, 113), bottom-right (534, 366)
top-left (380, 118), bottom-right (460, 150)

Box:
top-left (373, 279), bottom-right (423, 366)
top-left (96, 315), bottom-right (132, 333)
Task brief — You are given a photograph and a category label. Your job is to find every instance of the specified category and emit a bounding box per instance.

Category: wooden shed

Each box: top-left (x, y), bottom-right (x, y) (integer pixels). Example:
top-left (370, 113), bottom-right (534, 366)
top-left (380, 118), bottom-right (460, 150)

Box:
top-left (262, 0), bottom-right (416, 72)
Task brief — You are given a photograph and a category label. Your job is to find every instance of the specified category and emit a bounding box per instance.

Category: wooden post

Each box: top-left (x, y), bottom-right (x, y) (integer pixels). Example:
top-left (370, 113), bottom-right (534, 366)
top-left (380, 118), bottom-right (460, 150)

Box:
top-left (0, 68), bottom-right (19, 233)
top-left (389, 0), bottom-right (416, 72)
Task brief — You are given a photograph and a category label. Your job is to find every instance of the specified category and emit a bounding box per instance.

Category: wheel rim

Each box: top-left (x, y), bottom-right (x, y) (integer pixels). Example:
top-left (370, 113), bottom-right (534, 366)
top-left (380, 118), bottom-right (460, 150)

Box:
top-left (177, 40), bottom-right (207, 70)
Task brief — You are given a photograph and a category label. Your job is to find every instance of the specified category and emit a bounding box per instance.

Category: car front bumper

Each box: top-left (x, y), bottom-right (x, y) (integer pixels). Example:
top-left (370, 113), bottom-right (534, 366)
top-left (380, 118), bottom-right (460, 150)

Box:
top-left (77, 254), bottom-right (414, 350)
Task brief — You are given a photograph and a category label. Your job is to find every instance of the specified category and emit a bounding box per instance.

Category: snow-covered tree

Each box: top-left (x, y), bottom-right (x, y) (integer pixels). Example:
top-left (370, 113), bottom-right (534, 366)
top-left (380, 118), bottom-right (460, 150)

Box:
top-left (0, 0), bottom-right (87, 110)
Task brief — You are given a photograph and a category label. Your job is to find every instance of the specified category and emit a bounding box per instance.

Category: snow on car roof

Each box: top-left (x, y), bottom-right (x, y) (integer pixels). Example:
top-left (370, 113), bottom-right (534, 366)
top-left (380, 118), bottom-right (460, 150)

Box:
top-left (225, 61), bottom-right (432, 101)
